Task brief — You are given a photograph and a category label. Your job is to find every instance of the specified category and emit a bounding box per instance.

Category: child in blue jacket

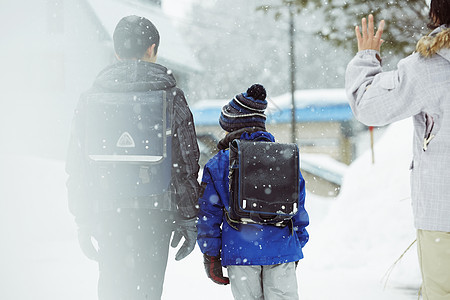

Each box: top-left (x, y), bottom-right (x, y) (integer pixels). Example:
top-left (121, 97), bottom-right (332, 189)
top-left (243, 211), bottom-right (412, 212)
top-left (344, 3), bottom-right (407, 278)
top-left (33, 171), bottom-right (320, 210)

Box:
top-left (197, 84), bottom-right (309, 299)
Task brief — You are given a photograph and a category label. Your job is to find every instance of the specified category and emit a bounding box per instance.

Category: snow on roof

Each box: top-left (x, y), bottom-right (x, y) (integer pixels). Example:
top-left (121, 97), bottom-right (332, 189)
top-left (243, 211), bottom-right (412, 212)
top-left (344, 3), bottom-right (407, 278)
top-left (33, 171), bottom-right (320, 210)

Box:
top-left (301, 153), bottom-right (348, 185)
top-left (269, 88), bottom-right (348, 110)
top-left (191, 89), bottom-right (353, 125)
top-left (86, 0), bottom-right (202, 72)
top-left (193, 98), bottom-right (229, 109)
top-left (193, 89), bottom-right (348, 110)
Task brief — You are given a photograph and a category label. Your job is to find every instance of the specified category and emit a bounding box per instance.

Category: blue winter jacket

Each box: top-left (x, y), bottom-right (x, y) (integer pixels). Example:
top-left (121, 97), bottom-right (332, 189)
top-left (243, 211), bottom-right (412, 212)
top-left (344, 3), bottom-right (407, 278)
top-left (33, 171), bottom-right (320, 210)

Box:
top-left (197, 131), bottom-right (309, 266)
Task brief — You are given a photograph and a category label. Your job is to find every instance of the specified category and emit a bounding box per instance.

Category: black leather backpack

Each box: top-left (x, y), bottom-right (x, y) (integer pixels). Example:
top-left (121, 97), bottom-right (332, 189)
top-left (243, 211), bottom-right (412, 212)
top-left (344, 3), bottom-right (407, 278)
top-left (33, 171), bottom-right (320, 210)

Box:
top-left (226, 139), bottom-right (300, 227)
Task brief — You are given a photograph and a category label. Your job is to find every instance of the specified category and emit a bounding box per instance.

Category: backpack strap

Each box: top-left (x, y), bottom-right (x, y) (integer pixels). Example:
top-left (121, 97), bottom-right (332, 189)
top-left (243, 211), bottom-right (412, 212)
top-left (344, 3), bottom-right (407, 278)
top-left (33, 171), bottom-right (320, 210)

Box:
top-left (224, 209), bottom-right (240, 231)
top-left (252, 135), bottom-right (272, 142)
top-left (224, 208), bottom-right (292, 231)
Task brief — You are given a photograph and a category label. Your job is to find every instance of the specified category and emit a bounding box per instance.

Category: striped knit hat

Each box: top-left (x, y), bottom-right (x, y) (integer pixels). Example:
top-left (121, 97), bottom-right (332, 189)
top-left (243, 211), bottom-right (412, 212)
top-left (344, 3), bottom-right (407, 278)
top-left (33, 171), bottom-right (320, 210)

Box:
top-left (219, 84), bottom-right (268, 132)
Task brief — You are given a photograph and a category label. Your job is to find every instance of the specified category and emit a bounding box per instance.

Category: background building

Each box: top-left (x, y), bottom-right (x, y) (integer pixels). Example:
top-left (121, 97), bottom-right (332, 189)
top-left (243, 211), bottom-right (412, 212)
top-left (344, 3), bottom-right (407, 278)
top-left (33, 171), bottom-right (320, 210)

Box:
top-left (191, 88), bottom-right (369, 196)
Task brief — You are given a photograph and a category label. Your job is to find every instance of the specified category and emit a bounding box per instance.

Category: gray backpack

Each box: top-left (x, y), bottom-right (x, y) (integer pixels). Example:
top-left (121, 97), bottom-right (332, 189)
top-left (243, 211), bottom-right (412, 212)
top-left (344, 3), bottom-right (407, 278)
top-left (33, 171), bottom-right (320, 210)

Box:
top-left (83, 90), bottom-right (174, 211)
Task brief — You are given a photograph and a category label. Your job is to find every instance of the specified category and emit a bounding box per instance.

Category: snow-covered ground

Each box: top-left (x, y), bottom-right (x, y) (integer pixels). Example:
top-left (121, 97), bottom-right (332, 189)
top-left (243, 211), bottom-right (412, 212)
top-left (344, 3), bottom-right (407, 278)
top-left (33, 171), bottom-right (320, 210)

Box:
top-left (0, 119), bottom-right (421, 299)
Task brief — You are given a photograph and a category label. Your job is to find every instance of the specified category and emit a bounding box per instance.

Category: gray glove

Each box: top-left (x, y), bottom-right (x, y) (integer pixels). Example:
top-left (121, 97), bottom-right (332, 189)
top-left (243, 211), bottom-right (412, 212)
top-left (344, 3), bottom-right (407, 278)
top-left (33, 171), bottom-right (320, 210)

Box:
top-left (171, 217), bottom-right (197, 261)
top-left (77, 225), bottom-right (98, 261)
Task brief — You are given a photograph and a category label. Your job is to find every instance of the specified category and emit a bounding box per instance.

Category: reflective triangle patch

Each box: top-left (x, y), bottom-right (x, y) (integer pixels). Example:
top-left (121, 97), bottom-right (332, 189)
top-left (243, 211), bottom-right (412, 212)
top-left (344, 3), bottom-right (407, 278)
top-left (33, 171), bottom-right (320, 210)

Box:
top-left (116, 132), bottom-right (135, 148)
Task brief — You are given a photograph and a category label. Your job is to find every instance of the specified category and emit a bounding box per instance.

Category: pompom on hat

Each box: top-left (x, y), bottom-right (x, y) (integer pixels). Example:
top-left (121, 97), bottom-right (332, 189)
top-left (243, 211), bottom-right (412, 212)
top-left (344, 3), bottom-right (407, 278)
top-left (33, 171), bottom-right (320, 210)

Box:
top-left (219, 84), bottom-right (268, 132)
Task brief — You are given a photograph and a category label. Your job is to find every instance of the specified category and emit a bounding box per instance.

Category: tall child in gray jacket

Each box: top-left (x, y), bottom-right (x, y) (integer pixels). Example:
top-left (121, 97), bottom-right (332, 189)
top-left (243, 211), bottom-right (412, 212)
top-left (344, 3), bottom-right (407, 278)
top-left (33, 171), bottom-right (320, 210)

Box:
top-left (345, 1), bottom-right (450, 299)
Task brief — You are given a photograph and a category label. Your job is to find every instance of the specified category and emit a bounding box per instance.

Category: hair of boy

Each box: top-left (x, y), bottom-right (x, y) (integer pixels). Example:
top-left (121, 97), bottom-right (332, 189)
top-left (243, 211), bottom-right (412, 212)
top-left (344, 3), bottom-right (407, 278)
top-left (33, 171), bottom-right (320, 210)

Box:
top-left (113, 15), bottom-right (160, 59)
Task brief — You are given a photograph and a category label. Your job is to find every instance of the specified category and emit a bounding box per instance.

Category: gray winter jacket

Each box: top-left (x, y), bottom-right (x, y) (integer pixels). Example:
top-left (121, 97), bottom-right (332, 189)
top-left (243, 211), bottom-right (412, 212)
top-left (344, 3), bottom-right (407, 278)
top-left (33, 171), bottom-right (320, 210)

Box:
top-left (345, 26), bottom-right (450, 232)
top-left (66, 61), bottom-right (200, 224)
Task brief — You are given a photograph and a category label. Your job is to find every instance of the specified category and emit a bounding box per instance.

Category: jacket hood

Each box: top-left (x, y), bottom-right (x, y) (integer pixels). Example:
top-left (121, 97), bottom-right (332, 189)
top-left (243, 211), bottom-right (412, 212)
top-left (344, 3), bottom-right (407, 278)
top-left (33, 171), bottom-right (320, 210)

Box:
top-left (416, 26), bottom-right (450, 61)
top-left (93, 60), bottom-right (176, 93)
top-left (240, 130), bottom-right (275, 142)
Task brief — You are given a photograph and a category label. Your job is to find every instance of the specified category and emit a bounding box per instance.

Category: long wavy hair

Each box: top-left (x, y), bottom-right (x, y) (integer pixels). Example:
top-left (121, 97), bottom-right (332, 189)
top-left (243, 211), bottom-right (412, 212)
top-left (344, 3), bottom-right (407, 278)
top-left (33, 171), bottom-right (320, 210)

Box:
top-left (428, 0), bottom-right (450, 29)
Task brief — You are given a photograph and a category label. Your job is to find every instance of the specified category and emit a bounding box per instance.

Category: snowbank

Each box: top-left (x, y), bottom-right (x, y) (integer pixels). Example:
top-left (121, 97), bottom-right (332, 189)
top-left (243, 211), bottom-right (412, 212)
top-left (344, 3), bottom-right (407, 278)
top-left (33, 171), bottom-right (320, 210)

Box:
top-left (0, 119), bottom-right (421, 299)
top-left (299, 118), bottom-right (421, 299)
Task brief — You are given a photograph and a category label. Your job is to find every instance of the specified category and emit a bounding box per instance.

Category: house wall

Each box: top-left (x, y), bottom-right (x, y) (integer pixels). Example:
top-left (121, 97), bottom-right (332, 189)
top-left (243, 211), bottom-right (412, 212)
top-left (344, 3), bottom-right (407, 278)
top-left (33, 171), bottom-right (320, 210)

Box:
top-left (64, 0), bottom-right (114, 98)
top-left (268, 122), bottom-right (353, 164)
top-left (194, 121), bottom-right (350, 197)
top-left (1, 0), bottom-right (113, 159)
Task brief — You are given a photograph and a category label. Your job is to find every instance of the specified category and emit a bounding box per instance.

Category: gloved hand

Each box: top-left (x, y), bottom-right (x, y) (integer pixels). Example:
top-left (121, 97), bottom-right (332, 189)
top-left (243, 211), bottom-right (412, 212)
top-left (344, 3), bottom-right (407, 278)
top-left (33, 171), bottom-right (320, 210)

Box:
top-left (77, 225), bottom-right (98, 261)
top-left (171, 217), bottom-right (197, 261)
top-left (203, 254), bottom-right (229, 285)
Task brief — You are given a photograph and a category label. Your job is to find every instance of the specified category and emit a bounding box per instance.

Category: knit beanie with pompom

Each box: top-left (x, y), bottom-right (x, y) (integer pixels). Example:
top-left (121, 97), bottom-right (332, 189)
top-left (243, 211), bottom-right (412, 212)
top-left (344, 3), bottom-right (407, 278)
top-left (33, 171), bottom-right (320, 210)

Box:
top-left (219, 84), bottom-right (268, 132)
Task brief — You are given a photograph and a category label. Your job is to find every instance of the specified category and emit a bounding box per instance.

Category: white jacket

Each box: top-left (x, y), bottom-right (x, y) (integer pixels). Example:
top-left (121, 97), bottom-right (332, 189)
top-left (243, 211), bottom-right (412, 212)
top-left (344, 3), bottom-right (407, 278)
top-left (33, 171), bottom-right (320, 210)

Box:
top-left (345, 26), bottom-right (450, 232)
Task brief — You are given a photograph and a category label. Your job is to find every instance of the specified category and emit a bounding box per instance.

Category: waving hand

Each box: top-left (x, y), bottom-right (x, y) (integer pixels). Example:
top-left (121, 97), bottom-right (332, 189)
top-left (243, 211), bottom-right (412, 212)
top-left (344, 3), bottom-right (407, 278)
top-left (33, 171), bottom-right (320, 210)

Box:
top-left (355, 14), bottom-right (385, 52)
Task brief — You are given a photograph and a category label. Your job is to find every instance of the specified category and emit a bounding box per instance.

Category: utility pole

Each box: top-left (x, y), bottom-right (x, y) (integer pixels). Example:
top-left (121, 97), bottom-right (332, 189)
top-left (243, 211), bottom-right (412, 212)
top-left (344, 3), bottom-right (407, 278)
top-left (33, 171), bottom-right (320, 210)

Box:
top-left (261, 0), bottom-right (298, 143)
top-left (288, 2), bottom-right (297, 143)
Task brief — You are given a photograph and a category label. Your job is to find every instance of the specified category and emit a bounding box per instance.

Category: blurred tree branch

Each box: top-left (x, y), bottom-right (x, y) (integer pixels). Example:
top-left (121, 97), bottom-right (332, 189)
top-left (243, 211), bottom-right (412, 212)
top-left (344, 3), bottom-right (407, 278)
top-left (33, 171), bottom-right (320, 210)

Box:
top-left (259, 0), bottom-right (430, 57)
